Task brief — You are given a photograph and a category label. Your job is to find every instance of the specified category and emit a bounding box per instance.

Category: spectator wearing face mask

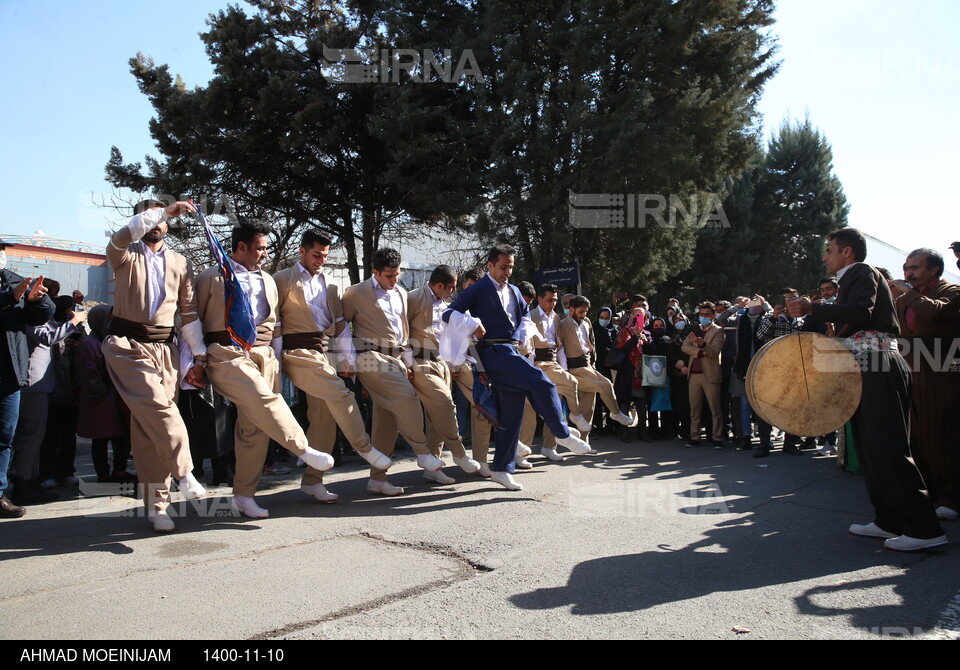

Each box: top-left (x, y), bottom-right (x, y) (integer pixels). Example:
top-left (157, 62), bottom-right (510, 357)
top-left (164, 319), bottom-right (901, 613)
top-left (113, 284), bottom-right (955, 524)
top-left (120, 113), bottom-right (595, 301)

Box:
top-left (812, 277), bottom-right (839, 339)
top-left (731, 295), bottom-right (771, 452)
top-left (612, 307), bottom-right (654, 442)
top-left (714, 300), bottom-right (737, 441)
top-left (592, 306), bottom-right (619, 433)
top-left (644, 317), bottom-right (674, 440)
top-left (671, 309), bottom-right (690, 338)
top-left (718, 298), bottom-right (751, 442)
top-left (664, 306), bottom-right (679, 338)
top-left (682, 302), bottom-right (725, 449)
top-left (666, 313), bottom-right (691, 441)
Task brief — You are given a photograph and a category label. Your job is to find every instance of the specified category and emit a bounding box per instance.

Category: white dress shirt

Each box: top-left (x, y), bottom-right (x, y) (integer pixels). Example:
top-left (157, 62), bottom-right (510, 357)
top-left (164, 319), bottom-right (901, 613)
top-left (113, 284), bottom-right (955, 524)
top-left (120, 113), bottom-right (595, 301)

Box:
top-left (371, 276), bottom-right (406, 342)
top-left (143, 245), bottom-right (166, 320)
top-left (536, 305), bottom-right (558, 346)
top-left (298, 262), bottom-right (333, 330)
top-left (575, 318), bottom-right (591, 354)
top-left (428, 286), bottom-right (446, 339)
top-left (486, 273), bottom-right (518, 329)
top-left (231, 258), bottom-right (268, 326)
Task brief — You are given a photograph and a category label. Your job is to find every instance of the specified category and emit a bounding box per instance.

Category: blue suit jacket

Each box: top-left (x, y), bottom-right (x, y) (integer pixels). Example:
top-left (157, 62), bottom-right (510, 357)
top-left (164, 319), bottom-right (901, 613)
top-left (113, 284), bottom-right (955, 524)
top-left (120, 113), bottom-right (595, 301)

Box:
top-left (443, 275), bottom-right (527, 341)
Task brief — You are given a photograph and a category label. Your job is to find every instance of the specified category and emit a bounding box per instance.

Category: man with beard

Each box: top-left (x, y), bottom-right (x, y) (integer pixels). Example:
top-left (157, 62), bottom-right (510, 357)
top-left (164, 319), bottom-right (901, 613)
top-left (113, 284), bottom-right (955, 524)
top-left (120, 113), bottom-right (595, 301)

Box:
top-left (558, 295), bottom-right (633, 444)
top-left (102, 199), bottom-right (208, 532)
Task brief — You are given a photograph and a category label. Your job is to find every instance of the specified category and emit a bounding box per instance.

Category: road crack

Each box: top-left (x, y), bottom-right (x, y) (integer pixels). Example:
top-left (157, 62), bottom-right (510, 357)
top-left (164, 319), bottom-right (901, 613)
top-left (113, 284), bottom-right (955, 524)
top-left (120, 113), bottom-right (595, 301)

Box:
top-left (248, 532), bottom-right (492, 640)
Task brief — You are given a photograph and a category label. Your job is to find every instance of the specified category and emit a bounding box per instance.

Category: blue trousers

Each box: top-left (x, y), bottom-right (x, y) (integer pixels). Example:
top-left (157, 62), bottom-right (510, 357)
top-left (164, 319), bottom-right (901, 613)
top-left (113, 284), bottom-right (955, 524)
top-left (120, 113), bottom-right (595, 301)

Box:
top-left (0, 386), bottom-right (21, 498)
top-left (478, 344), bottom-right (570, 473)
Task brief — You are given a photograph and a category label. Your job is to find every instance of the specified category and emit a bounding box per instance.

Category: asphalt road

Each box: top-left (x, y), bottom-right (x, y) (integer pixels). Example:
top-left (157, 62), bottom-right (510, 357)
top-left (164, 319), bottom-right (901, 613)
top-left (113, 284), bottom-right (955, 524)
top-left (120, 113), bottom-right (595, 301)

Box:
top-left (2, 434), bottom-right (958, 640)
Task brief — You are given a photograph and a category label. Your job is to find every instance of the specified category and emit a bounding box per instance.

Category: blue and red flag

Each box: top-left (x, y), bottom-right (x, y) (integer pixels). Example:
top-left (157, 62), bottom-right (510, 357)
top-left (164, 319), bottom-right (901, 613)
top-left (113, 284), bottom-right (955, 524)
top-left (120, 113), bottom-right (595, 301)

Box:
top-left (192, 200), bottom-right (257, 352)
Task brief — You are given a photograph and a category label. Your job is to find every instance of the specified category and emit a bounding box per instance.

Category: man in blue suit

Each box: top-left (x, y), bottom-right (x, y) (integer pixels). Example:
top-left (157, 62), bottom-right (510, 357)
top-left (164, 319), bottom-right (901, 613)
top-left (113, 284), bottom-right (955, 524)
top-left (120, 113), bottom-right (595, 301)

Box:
top-left (442, 245), bottom-right (590, 491)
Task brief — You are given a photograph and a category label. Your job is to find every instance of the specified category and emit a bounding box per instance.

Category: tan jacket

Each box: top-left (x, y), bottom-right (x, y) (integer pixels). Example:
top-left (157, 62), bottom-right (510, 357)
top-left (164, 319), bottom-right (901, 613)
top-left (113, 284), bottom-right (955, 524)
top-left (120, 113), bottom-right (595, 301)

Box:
top-left (341, 278), bottom-right (409, 350)
top-left (106, 226), bottom-right (197, 327)
top-left (559, 316), bottom-right (596, 363)
top-left (406, 285), bottom-right (442, 354)
top-left (273, 266), bottom-right (348, 338)
top-left (681, 323), bottom-right (724, 383)
top-left (195, 265), bottom-right (278, 345)
top-left (895, 279), bottom-right (960, 340)
top-left (527, 307), bottom-right (562, 356)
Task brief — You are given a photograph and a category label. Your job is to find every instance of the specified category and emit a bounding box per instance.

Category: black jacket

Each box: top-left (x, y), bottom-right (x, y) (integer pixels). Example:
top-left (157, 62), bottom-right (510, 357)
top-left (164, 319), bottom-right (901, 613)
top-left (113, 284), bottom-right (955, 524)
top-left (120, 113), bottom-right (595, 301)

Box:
top-left (808, 262), bottom-right (900, 338)
top-left (1, 269), bottom-right (56, 389)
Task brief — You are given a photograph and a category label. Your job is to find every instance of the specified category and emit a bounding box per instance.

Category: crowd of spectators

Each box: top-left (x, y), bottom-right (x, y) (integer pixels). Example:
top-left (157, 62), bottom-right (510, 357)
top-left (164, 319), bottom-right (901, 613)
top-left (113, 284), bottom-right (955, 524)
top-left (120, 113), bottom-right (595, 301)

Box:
top-left (3, 236), bottom-right (958, 531)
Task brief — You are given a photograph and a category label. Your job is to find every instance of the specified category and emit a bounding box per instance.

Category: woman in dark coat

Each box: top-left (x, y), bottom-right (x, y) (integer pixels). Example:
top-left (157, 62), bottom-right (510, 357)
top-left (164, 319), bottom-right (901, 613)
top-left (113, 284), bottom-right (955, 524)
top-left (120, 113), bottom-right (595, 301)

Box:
top-left (76, 305), bottom-right (134, 482)
top-left (644, 317), bottom-right (674, 440)
top-left (613, 308), bottom-right (655, 442)
top-left (592, 306), bottom-right (619, 433)
top-left (666, 312), bottom-right (693, 441)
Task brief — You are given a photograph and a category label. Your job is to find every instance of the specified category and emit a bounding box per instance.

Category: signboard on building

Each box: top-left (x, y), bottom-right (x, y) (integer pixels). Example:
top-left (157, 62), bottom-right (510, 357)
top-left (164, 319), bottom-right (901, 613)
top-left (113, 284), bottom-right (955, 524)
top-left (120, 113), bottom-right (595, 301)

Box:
top-left (530, 263), bottom-right (580, 287)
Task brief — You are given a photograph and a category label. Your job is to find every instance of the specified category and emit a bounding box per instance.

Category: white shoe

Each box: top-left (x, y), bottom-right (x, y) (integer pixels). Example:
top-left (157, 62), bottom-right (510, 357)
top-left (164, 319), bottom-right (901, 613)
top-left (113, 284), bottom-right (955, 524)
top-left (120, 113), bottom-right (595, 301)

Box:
top-left (416, 454), bottom-right (446, 472)
top-left (424, 469), bottom-right (456, 485)
top-left (359, 448), bottom-right (393, 471)
top-left (848, 522), bottom-right (897, 539)
top-left (571, 413), bottom-right (593, 433)
top-left (232, 495), bottom-right (269, 518)
top-left (514, 457), bottom-right (533, 470)
top-left (300, 483), bottom-right (339, 503)
top-left (936, 506), bottom-right (959, 521)
top-left (555, 432), bottom-right (591, 455)
top-left (300, 448), bottom-right (335, 472)
top-left (476, 463), bottom-right (493, 478)
top-left (516, 442), bottom-right (532, 458)
top-left (610, 411), bottom-right (632, 426)
top-left (453, 455), bottom-right (482, 474)
top-left (489, 471), bottom-right (523, 491)
top-left (366, 479), bottom-right (404, 496)
top-left (884, 534), bottom-right (949, 552)
top-left (177, 473), bottom-right (207, 500)
top-left (541, 447), bottom-right (564, 462)
top-left (148, 509), bottom-right (175, 533)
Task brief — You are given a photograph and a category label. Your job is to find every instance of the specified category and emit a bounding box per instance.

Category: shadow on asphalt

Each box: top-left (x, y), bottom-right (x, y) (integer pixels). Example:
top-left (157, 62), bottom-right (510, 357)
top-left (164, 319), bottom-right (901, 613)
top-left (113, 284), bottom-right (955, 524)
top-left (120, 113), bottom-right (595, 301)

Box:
top-left (509, 437), bottom-right (956, 634)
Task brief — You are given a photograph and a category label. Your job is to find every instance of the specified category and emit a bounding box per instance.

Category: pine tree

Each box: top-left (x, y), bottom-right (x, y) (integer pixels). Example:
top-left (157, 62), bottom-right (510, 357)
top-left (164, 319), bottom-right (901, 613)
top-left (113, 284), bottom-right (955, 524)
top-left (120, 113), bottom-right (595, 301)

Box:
top-left (469, 0), bottom-right (779, 297)
top-left (675, 116), bottom-right (849, 305)
top-left (105, 1), bottom-right (486, 279)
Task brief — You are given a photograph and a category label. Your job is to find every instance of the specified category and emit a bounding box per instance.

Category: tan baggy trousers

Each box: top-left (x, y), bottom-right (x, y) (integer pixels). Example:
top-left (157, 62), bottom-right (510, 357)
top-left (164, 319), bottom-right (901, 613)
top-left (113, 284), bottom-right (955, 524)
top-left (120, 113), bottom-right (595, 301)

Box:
top-left (102, 336), bottom-right (192, 512)
top-left (206, 343), bottom-right (313, 497)
top-left (282, 348), bottom-right (374, 486)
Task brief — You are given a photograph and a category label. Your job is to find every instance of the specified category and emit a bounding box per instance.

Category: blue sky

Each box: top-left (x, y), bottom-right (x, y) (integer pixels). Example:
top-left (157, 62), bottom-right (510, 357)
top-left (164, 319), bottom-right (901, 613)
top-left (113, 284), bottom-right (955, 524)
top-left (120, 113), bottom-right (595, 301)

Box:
top-left (1, 0), bottom-right (958, 266)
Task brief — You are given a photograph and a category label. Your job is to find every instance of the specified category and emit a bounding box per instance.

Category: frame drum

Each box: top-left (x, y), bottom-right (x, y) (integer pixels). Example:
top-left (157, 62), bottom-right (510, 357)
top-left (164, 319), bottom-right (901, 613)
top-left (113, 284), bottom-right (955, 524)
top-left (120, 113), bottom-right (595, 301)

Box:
top-left (745, 332), bottom-right (862, 436)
